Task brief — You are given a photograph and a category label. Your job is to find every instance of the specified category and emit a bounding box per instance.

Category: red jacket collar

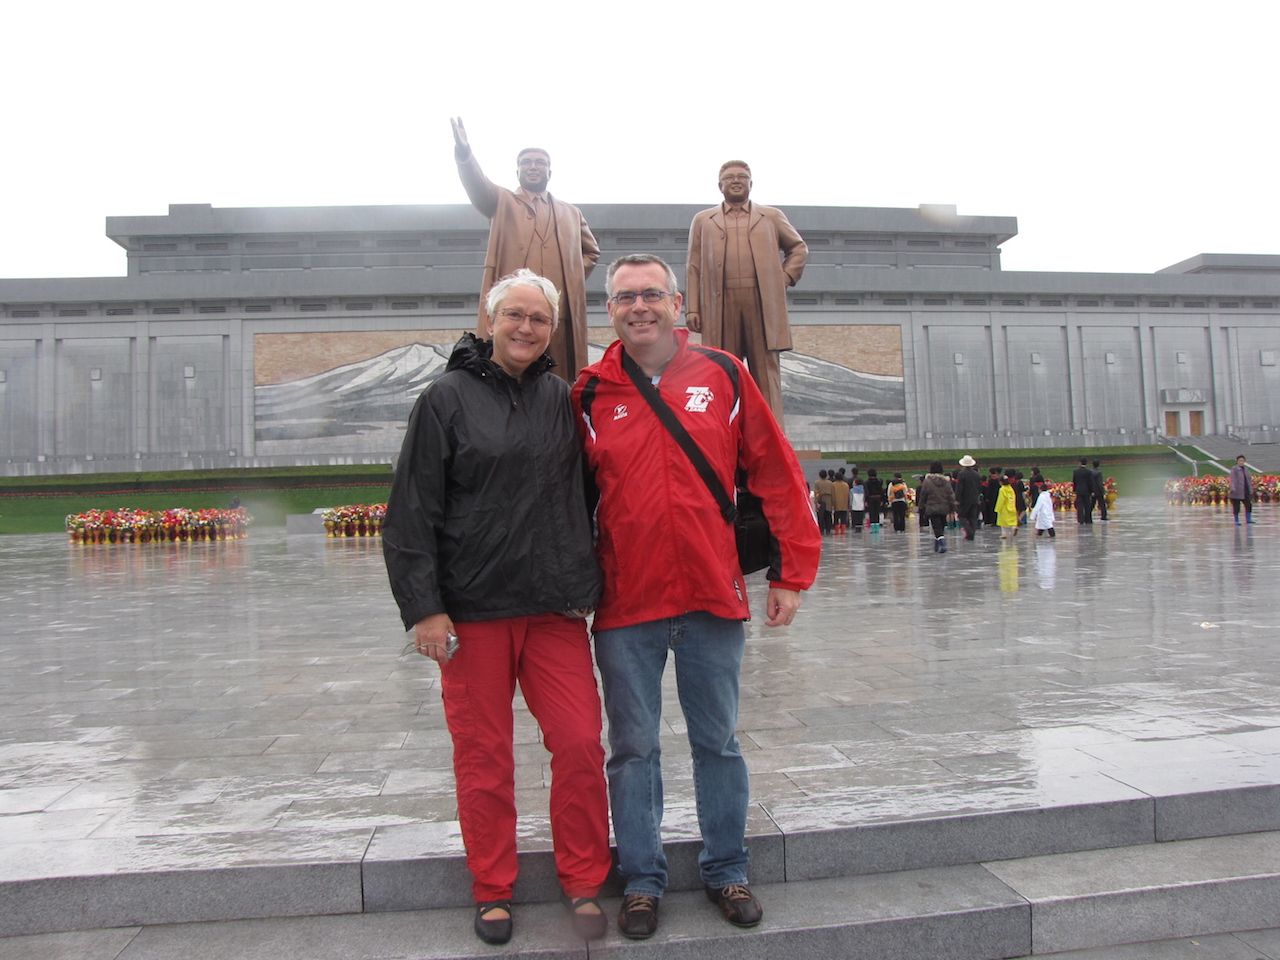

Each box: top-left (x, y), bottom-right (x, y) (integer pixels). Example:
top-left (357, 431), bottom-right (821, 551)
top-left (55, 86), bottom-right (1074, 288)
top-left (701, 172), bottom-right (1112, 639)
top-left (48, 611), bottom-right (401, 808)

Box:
top-left (596, 329), bottom-right (690, 382)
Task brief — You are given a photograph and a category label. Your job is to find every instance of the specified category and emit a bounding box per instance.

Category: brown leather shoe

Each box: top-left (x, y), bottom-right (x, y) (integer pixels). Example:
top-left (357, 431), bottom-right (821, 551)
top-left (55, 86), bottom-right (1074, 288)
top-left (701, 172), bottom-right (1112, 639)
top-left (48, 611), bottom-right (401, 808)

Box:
top-left (618, 893), bottom-right (660, 939)
top-left (705, 884), bottom-right (763, 927)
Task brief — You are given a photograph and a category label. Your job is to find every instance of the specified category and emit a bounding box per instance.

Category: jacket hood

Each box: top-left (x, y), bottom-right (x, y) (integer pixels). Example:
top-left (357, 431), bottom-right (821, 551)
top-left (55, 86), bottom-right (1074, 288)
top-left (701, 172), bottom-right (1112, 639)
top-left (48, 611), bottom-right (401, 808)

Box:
top-left (446, 332), bottom-right (555, 381)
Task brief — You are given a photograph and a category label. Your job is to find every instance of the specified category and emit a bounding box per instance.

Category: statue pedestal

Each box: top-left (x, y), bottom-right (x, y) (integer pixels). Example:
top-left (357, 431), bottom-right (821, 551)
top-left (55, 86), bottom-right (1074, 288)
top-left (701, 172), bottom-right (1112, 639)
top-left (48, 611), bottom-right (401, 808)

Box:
top-left (286, 512), bottom-right (326, 535)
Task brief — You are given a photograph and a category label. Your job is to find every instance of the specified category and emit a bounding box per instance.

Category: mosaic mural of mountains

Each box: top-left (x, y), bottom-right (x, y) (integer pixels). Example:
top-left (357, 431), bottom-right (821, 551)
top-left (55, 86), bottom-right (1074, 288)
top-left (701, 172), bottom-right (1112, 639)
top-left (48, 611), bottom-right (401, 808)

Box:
top-left (256, 342), bottom-right (453, 443)
top-left (254, 342), bottom-right (905, 452)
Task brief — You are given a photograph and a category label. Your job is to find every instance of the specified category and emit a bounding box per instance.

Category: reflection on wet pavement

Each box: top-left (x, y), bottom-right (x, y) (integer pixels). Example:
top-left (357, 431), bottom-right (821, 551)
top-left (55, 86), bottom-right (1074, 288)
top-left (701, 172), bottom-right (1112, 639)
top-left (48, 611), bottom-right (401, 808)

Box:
top-left (3, 496), bottom-right (1280, 877)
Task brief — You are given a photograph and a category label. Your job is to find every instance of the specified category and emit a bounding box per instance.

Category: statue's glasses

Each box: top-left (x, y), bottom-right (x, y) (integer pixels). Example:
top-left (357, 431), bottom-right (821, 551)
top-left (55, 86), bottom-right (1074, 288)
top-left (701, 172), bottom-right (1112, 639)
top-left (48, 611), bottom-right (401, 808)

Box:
top-left (609, 290), bottom-right (673, 306)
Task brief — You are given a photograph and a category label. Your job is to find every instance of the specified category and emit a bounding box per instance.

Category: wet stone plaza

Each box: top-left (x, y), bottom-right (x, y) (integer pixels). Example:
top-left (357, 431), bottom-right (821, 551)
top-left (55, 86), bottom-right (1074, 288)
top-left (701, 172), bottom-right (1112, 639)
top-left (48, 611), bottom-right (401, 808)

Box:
top-left (5, 495), bottom-right (1280, 958)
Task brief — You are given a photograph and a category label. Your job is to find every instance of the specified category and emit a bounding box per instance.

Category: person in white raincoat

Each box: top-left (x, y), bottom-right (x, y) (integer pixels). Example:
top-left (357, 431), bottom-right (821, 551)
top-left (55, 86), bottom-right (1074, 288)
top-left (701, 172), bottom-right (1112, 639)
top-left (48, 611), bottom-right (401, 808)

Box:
top-left (1029, 487), bottom-right (1056, 538)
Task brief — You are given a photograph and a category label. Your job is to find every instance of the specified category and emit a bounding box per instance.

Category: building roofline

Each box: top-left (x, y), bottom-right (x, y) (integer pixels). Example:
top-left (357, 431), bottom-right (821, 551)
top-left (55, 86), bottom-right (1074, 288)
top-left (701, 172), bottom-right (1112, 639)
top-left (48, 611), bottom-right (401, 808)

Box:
top-left (3, 264), bottom-right (1278, 305)
top-left (1157, 253), bottom-right (1280, 275)
top-left (105, 201), bottom-right (1019, 246)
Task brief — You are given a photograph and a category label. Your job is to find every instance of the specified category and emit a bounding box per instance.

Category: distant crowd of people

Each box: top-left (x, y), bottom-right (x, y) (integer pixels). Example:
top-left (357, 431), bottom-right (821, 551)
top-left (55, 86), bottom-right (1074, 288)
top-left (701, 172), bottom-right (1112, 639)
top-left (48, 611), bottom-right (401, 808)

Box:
top-left (813, 456), bottom-right (1112, 554)
top-left (813, 467), bottom-right (886, 534)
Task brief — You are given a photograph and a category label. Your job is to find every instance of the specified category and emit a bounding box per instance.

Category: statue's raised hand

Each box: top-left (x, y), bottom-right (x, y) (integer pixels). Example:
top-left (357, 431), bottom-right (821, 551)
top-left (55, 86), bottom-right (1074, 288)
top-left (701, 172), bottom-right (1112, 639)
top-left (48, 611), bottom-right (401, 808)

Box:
top-left (450, 117), bottom-right (471, 160)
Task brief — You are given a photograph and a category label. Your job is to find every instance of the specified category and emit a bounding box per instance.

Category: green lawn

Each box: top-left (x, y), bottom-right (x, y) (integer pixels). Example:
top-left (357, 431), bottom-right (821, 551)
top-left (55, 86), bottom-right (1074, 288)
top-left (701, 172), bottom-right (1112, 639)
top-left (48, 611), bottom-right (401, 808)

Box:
top-left (0, 446), bottom-right (1199, 535)
top-left (0, 464), bottom-right (393, 494)
top-left (0, 484), bottom-right (392, 536)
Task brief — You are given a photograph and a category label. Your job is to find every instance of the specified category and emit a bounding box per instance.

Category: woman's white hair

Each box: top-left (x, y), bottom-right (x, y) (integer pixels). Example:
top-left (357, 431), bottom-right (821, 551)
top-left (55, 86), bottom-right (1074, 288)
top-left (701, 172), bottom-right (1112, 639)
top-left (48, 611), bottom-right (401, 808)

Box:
top-left (485, 269), bottom-right (560, 328)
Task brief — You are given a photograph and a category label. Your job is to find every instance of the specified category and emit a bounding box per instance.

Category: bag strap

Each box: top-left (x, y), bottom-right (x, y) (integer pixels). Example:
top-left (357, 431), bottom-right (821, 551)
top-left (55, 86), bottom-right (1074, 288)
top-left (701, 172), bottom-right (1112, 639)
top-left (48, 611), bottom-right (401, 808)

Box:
top-left (621, 351), bottom-right (737, 524)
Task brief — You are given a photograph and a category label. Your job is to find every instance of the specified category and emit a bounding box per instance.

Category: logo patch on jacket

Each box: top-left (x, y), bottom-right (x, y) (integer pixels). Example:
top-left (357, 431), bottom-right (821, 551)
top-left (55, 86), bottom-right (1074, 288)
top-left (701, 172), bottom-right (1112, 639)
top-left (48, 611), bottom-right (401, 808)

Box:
top-left (613, 404), bottom-right (628, 421)
top-left (684, 387), bottom-right (714, 412)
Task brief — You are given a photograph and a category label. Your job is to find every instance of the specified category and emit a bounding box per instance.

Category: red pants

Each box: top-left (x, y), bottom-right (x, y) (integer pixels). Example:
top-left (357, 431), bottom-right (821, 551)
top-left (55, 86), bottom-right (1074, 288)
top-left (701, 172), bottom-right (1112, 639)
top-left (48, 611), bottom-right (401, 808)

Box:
top-left (441, 613), bottom-right (610, 902)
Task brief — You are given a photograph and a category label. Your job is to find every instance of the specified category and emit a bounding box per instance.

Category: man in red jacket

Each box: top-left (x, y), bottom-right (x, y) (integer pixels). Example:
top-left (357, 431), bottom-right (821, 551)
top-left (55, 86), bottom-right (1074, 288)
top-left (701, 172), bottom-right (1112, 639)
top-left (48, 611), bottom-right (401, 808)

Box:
top-left (572, 254), bottom-right (820, 940)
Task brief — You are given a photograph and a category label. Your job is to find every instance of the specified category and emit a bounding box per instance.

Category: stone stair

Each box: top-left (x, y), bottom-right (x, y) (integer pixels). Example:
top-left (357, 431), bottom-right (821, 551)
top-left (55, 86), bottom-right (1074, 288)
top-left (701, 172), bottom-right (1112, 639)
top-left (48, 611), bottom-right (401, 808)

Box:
top-left (1174, 435), bottom-right (1280, 474)
top-left (8, 782), bottom-right (1280, 958)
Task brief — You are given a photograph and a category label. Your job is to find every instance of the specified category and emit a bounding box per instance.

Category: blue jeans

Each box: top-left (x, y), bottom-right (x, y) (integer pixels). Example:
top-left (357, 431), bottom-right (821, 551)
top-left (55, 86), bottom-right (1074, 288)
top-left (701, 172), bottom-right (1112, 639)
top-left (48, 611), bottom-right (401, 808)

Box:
top-left (593, 612), bottom-right (750, 897)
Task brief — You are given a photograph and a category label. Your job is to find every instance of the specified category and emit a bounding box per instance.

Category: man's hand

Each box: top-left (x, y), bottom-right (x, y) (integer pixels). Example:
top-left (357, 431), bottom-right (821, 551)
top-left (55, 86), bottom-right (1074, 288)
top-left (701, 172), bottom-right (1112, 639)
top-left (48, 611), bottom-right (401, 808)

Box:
top-left (764, 587), bottom-right (801, 627)
top-left (450, 117), bottom-right (471, 161)
top-left (414, 612), bottom-right (456, 665)
top-left (686, 311), bottom-right (702, 333)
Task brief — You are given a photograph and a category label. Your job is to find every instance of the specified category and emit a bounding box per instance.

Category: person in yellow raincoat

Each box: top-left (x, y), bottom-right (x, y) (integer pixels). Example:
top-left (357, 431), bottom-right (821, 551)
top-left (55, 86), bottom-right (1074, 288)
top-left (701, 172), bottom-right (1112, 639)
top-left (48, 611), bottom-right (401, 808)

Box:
top-left (995, 475), bottom-right (1020, 538)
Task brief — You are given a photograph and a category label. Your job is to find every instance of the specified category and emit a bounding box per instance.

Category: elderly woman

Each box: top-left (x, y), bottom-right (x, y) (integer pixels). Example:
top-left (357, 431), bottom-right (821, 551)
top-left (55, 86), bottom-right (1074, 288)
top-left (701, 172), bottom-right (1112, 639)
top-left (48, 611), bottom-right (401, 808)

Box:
top-left (917, 460), bottom-right (958, 554)
top-left (382, 270), bottom-right (610, 944)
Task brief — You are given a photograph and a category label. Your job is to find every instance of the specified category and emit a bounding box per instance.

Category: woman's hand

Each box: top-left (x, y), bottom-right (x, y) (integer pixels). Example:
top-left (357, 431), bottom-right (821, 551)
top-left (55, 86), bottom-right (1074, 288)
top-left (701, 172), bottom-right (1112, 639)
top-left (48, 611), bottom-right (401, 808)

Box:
top-left (414, 613), bottom-right (456, 665)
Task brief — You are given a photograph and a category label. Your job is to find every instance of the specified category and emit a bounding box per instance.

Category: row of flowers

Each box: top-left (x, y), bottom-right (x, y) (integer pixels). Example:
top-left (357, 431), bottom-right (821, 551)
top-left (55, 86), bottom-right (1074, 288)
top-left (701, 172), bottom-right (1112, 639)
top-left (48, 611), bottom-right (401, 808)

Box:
top-left (323, 504), bottom-right (386, 537)
top-left (1165, 475), bottom-right (1280, 505)
top-left (1047, 479), bottom-right (1117, 510)
top-left (66, 508), bottom-right (252, 543)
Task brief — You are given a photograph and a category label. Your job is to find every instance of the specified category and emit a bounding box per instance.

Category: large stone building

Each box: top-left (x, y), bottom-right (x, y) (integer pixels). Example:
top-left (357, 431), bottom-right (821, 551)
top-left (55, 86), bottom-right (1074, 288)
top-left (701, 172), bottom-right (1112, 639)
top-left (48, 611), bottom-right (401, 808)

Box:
top-left (2, 201), bottom-right (1278, 476)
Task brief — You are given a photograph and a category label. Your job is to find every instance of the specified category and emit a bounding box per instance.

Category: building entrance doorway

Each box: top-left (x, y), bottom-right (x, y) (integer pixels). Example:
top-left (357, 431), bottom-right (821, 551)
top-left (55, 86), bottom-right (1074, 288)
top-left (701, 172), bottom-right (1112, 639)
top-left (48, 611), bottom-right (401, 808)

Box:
top-left (1165, 411), bottom-right (1180, 436)
top-left (1189, 411), bottom-right (1205, 436)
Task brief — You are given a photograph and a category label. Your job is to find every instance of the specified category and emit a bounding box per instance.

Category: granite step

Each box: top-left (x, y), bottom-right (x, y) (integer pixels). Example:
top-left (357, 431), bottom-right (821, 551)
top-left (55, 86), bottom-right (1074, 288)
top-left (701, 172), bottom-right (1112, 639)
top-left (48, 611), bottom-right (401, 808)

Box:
top-left (9, 831), bottom-right (1280, 959)
top-left (0, 868), bottom-right (1036, 960)
top-left (1020, 927), bottom-right (1280, 959)
top-left (7, 772), bottom-right (1280, 941)
top-left (990, 829), bottom-right (1280, 955)
top-left (1185, 436), bottom-right (1280, 473)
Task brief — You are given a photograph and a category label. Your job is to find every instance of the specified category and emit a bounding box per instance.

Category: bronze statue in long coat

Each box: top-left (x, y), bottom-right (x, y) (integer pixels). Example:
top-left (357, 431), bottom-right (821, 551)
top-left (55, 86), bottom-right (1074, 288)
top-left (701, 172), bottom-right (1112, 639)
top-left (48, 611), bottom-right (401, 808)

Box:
top-left (686, 162), bottom-right (807, 423)
top-left (452, 118), bottom-right (599, 380)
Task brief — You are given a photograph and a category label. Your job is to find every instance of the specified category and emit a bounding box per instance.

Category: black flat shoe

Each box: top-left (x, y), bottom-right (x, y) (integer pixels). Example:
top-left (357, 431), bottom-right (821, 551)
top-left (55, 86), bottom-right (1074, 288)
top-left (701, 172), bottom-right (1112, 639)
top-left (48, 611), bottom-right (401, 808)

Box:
top-left (474, 900), bottom-right (512, 945)
top-left (561, 894), bottom-right (608, 940)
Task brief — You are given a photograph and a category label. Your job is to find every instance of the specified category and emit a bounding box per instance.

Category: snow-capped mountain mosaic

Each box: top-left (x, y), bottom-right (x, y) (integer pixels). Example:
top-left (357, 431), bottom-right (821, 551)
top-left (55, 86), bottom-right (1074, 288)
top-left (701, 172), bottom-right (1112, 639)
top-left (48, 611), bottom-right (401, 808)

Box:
top-left (254, 342), bottom-right (905, 454)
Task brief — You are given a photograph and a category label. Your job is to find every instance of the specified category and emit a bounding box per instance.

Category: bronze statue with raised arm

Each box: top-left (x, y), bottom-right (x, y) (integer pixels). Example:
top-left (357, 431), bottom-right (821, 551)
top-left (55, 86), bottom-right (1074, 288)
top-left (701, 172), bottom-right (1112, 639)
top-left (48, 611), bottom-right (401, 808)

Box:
top-left (451, 117), bottom-right (600, 380)
top-left (685, 162), bottom-right (807, 425)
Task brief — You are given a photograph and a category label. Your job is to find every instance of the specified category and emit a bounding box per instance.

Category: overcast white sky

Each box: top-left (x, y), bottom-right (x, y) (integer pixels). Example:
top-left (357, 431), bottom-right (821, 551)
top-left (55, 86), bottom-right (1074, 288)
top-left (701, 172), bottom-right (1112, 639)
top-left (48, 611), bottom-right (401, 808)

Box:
top-left (4, 0), bottom-right (1276, 281)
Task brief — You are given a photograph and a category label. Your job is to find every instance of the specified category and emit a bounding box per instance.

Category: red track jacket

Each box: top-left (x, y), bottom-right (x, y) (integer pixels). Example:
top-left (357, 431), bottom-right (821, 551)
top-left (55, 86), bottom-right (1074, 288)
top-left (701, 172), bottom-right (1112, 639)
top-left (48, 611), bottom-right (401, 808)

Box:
top-left (572, 332), bottom-right (820, 632)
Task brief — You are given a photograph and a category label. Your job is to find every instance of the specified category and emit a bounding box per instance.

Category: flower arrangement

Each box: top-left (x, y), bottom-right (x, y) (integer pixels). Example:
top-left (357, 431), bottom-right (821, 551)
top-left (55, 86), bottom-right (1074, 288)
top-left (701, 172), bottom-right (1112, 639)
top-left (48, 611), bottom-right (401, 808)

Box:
top-left (1048, 479), bottom-right (1118, 511)
top-left (66, 507), bottom-right (251, 543)
top-left (1049, 482), bottom-right (1075, 510)
top-left (321, 503), bottom-right (387, 537)
top-left (1165, 475), bottom-right (1279, 505)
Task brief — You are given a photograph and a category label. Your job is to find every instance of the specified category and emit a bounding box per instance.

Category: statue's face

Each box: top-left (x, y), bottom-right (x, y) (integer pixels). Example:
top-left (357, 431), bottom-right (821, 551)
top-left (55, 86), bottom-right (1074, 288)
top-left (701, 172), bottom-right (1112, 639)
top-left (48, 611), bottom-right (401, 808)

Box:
top-left (517, 151), bottom-right (551, 192)
top-left (718, 165), bottom-right (751, 203)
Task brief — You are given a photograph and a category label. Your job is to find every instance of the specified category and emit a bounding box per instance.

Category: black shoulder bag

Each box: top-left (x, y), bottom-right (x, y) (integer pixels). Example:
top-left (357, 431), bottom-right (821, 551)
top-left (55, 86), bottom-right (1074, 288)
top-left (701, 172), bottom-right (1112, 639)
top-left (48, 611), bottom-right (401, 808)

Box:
top-left (621, 352), bottom-right (776, 576)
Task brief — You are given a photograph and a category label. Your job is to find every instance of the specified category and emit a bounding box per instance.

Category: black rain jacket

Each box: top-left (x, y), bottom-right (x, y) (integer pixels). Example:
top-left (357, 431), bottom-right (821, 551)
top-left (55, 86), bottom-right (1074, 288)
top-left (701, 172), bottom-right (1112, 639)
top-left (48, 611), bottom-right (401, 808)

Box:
top-left (382, 334), bottom-right (602, 630)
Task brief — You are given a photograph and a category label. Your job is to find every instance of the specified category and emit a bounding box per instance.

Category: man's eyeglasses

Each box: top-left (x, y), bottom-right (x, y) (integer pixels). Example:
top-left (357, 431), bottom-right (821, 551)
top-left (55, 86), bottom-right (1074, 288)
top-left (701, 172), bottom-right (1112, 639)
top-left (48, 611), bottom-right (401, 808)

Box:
top-left (719, 174), bottom-right (750, 183)
top-left (497, 308), bottom-right (553, 328)
top-left (610, 289), bottom-right (673, 306)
